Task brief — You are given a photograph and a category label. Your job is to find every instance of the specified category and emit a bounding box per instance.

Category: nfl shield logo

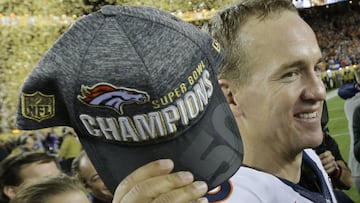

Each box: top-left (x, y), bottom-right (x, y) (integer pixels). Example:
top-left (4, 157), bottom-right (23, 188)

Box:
top-left (21, 91), bottom-right (55, 122)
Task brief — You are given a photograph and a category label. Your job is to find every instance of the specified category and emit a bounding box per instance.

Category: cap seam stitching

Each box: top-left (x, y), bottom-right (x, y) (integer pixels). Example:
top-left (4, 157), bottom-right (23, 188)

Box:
top-left (119, 11), bottom-right (207, 56)
top-left (116, 11), bottom-right (212, 96)
top-left (114, 14), bottom-right (155, 94)
top-left (71, 13), bottom-right (106, 129)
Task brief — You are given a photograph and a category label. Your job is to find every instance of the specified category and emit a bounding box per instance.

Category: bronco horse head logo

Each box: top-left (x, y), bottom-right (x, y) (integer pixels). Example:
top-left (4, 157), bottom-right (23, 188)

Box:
top-left (78, 83), bottom-right (150, 115)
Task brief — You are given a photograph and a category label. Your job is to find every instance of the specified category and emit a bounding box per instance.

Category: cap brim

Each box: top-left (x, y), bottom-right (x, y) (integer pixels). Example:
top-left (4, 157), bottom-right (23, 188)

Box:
top-left (79, 82), bottom-right (243, 193)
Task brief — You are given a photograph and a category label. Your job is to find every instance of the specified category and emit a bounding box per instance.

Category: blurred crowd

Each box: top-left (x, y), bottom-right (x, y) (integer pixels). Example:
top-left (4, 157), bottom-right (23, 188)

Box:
top-left (303, 9), bottom-right (360, 69)
top-left (0, 127), bottom-right (82, 172)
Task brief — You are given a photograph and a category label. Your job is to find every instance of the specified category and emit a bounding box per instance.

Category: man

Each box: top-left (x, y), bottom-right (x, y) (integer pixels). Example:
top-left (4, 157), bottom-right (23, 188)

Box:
top-left (353, 106), bottom-right (360, 165)
top-left (112, 0), bottom-right (338, 202)
top-left (72, 151), bottom-right (113, 203)
top-left (315, 101), bottom-right (354, 202)
top-left (340, 66), bottom-right (360, 195)
top-left (0, 151), bottom-right (61, 203)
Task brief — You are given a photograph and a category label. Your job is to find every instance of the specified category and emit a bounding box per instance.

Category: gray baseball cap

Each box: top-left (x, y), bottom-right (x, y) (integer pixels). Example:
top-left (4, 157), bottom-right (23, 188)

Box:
top-left (16, 5), bottom-right (243, 193)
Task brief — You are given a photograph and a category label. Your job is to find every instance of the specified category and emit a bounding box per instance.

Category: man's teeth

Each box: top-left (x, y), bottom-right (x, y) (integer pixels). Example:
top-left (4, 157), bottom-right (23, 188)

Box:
top-left (296, 112), bottom-right (317, 119)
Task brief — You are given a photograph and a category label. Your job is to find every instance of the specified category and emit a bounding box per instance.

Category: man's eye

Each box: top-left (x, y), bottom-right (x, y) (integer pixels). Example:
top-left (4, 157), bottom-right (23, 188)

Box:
top-left (283, 72), bottom-right (298, 79)
top-left (90, 175), bottom-right (100, 183)
top-left (314, 66), bottom-right (322, 77)
top-left (280, 71), bottom-right (299, 82)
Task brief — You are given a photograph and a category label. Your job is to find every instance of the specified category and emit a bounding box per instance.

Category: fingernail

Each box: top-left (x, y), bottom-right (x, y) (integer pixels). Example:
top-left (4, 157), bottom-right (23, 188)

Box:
top-left (158, 159), bottom-right (173, 169)
top-left (193, 181), bottom-right (208, 191)
top-left (197, 197), bottom-right (208, 203)
top-left (177, 171), bottom-right (193, 182)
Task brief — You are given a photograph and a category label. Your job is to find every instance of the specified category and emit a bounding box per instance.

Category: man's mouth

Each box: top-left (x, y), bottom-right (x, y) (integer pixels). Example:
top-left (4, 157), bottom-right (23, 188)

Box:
top-left (294, 112), bottom-right (317, 119)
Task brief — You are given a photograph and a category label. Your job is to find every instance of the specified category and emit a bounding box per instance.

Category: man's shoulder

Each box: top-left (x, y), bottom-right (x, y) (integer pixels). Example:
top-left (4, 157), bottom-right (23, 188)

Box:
top-left (206, 167), bottom-right (279, 202)
top-left (207, 166), bottom-right (316, 203)
top-left (235, 166), bottom-right (279, 182)
top-left (206, 150), bottom-right (334, 203)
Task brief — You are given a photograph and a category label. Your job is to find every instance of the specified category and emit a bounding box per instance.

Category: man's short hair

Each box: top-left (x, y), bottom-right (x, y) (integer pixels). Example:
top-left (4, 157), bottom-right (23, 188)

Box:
top-left (0, 152), bottom-right (58, 203)
top-left (10, 174), bottom-right (86, 203)
top-left (207, 0), bottom-right (297, 85)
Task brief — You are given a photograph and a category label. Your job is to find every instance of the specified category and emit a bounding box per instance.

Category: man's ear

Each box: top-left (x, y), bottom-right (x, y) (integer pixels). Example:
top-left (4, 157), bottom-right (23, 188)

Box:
top-left (3, 185), bottom-right (18, 200)
top-left (219, 79), bottom-right (245, 118)
top-left (218, 79), bottom-right (236, 105)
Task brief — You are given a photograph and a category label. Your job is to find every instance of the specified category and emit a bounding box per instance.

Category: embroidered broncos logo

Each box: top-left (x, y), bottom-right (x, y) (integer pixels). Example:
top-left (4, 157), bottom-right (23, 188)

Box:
top-left (78, 83), bottom-right (150, 115)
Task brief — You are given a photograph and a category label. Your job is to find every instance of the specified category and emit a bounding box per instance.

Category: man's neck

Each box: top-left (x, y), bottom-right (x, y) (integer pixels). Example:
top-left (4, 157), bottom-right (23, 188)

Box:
top-left (242, 144), bottom-right (303, 183)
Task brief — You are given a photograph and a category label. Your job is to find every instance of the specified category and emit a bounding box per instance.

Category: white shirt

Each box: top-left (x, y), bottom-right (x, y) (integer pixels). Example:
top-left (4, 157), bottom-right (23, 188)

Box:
top-left (206, 149), bottom-right (337, 203)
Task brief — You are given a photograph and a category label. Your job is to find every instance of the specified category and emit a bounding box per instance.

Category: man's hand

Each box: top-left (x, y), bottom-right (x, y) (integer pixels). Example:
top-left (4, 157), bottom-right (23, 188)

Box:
top-left (318, 150), bottom-right (338, 174)
top-left (112, 159), bottom-right (209, 203)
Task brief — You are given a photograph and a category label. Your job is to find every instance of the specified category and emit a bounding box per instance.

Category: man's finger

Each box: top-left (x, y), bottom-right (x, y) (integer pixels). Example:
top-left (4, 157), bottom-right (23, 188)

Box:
top-left (113, 159), bottom-right (174, 203)
top-left (151, 181), bottom-right (208, 203)
top-left (121, 171), bottom-right (195, 202)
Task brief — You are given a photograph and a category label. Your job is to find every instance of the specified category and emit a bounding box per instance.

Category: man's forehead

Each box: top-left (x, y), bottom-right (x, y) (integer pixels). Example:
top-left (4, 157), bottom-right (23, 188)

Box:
top-left (79, 155), bottom-right (94, 168)
top-left (79, 156), bottom-right (97, 176)
top-left (239, 13), bottom-right (320, 67)
top-left (20, 161), bottom-right (60, 180)
top-left (240, 11), bottom-right (312, 45)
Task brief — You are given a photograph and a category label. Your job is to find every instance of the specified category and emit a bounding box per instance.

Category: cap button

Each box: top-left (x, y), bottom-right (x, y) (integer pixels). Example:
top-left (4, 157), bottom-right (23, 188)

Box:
top-left (100, 5), bottom-right (118, 16)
